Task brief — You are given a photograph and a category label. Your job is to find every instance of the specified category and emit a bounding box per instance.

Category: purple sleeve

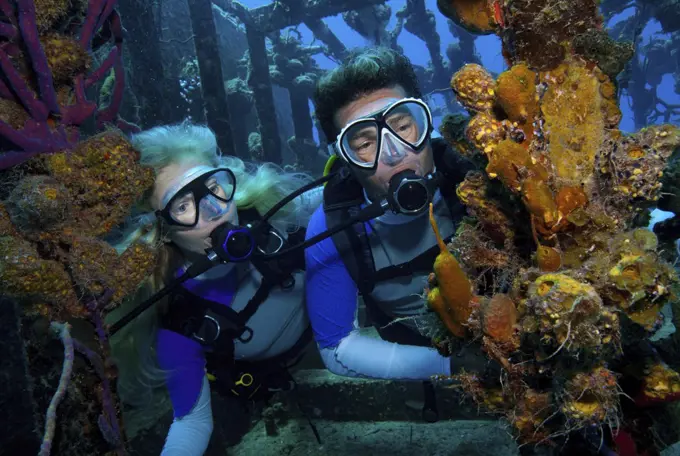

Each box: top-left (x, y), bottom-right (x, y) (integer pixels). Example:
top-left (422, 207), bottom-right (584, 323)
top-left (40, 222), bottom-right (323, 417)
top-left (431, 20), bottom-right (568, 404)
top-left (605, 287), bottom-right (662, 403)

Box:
top-left (304, 205), bottom-right (359, 349)
top-left (156, 328), bottom-right (206, 418)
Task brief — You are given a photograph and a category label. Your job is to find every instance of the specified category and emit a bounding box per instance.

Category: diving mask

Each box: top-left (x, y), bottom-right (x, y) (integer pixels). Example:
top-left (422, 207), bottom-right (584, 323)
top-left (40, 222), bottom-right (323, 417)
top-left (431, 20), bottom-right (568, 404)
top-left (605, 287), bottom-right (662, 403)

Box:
top-left (330, 97), bottom-right (434, 171)
top-left (156, 166), bottom-right (236, 227)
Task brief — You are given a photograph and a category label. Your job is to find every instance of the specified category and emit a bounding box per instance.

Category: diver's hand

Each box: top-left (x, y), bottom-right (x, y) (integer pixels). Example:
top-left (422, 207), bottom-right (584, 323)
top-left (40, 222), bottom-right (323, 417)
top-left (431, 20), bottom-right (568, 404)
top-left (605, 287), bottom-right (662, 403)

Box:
top-left (448, 342), bottom-right (502, 382)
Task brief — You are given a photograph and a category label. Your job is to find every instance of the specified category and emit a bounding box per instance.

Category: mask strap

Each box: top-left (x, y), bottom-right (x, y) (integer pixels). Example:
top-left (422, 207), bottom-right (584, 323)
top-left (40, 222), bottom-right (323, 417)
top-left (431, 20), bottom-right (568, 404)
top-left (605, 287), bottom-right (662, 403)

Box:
top-left (260, 172), bottom-right (336, 223)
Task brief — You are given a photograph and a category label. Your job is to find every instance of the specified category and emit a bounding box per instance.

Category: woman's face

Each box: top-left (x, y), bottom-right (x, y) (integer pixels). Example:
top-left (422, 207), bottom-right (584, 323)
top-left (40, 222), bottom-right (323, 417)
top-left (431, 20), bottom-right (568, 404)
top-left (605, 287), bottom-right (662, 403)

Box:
top-left (151, 161), bottom-right (238, 257)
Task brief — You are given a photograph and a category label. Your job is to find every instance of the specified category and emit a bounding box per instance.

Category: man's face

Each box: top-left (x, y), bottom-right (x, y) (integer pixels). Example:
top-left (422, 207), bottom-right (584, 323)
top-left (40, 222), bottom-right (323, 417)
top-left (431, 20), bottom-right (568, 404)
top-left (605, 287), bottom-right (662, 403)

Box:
top-left (333, 85), bottom-right (434, 200)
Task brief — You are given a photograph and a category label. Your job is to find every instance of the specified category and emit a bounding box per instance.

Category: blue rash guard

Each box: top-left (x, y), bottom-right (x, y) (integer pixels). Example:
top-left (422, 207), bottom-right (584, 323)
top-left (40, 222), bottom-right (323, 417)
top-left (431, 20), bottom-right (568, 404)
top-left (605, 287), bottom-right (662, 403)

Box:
top-left (304, 207), bottom-right (362, 349)
top-left (304, 204), bottom-right (451, 380)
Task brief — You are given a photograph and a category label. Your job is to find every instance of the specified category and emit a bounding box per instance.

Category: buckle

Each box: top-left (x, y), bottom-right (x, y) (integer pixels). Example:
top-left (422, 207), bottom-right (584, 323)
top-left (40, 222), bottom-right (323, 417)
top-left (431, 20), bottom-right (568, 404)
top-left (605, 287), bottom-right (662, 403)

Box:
top-left (257, 230), bottom-right (284, 255)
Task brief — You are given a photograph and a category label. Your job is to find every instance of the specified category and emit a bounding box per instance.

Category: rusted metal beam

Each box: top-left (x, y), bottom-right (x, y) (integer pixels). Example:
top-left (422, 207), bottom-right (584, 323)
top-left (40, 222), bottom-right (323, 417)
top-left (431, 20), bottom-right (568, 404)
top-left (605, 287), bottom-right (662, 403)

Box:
top-left (213, 0), bottom-right (387, 34)
top-left (304, 18), bottom-right (347, 61)
top-left (188, 0), bottom-right (237, 156)
top-left (245, 24), bottom-right (282, 163)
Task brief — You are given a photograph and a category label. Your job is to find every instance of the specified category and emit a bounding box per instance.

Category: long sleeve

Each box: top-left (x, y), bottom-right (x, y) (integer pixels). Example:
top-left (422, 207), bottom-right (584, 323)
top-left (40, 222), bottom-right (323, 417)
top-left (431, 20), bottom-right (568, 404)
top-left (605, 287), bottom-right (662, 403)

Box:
top-left (304, 206), bottom-right (450, 381)
top-left (161, 375), bottom-right (213, 456)
top-left (156, 329), bottom-right (213, 455)
top-left (319, 330), bottom-right (451, 380)
top-left (304, 206), bottom-right (362, 349)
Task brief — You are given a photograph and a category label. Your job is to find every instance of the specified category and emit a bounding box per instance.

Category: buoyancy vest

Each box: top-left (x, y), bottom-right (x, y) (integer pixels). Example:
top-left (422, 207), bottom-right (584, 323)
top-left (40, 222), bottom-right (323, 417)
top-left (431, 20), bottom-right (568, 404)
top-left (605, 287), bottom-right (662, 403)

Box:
top-left (161, 208), bottom-right (310, 401)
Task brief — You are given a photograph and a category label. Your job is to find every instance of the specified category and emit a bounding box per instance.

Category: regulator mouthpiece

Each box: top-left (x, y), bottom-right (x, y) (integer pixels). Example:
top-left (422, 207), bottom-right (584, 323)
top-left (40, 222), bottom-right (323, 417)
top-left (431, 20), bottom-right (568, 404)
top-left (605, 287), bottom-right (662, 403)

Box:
top-left (386, 170), bottom-right (436, 215)
top-left (209, 222), bottom-right (256, 263)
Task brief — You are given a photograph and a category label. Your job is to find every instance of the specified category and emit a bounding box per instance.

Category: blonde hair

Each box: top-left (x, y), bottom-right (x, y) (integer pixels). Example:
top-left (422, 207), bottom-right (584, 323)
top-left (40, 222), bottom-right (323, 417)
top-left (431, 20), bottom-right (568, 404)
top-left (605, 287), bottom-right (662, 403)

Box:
top-left (107, 121), bottom-right (314, 407)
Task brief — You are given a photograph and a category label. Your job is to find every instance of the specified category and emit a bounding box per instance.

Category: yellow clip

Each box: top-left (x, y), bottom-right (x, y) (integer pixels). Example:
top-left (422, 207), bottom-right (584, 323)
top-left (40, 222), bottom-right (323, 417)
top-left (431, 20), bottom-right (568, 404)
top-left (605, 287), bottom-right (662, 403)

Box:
top-left (235, 373), bottom-right (253, 387)
top-left (230, 373), bottom-right (255, 397)
top-left (207, 373), bottom-right (217, 382)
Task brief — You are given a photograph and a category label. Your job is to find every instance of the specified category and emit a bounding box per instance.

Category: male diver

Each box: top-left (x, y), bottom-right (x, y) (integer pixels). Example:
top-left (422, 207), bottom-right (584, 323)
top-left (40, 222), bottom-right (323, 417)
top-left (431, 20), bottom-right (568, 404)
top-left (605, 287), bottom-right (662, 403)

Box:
top-left (304, 47), bottom-right (478, 410)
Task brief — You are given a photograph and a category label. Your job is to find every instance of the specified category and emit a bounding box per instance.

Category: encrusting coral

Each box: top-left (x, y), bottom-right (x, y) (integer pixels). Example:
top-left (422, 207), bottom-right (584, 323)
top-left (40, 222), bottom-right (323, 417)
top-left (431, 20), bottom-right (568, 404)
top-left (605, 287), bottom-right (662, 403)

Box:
top-left (1, 131), bottom-right (156, 319)
top-left (426, 203), bottom-right (475, 338)
top-left (427, 0), bottom-right (680, 448)
top-left (0, 130), bottom-right (156, 455)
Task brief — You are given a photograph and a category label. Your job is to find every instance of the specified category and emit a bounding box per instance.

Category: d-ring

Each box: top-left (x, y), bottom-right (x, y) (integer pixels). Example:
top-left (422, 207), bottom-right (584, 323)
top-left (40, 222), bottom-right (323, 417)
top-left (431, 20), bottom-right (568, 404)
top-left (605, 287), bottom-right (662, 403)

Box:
top-left (192, 315), bottom-right (221, 343)
top-left (238, 326), bottom-right (254, 343)
top-left (257, 230), bottom-right (284, 254)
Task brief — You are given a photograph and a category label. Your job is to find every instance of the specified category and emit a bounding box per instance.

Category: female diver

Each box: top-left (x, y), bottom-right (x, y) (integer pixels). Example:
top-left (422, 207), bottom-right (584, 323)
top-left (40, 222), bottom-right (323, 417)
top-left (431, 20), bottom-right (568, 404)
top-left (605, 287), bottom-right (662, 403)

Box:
top-left (108, 122), bottom-right (319, 455)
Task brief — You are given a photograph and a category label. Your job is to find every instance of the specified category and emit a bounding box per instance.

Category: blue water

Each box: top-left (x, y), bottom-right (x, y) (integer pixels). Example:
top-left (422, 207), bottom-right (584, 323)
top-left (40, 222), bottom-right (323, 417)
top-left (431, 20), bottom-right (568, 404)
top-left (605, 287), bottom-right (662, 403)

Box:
top-left (238, 1), bottom-right (678, 138)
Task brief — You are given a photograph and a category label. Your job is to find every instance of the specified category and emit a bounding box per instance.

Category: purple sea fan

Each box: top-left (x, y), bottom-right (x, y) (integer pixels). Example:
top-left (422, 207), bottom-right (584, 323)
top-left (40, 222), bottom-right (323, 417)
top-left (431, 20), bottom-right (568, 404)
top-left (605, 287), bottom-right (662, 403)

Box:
top-left (0, 0), bottom-right (138, 170)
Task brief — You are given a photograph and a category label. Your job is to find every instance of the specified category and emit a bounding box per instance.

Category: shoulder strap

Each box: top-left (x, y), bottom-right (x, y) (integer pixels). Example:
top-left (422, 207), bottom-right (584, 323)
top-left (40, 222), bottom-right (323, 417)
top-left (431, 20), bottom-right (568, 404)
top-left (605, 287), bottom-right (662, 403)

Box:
top-left (370, 237), bottom-right (452, 283)
top-left (205, 278), bottom-right (275, 394)
top-left (326, 208), bottom-right (452, 296)
top-left (322, 159), bottom-right (364, 211)
top-left (236, 277), bottom-right (275, 324)
top-left (332, 207), bottom-right (377, 296)
top-left (323, 158), bottom-right (377, 295)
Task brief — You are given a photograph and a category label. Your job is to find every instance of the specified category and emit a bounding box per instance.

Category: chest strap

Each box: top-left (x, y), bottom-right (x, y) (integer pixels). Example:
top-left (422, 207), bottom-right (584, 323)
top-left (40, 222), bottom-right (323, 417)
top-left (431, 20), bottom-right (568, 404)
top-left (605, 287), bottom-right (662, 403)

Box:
top-left (370, 239), bottom-right (452, 284)
top-left (161, 277), bottom-right (275, 347)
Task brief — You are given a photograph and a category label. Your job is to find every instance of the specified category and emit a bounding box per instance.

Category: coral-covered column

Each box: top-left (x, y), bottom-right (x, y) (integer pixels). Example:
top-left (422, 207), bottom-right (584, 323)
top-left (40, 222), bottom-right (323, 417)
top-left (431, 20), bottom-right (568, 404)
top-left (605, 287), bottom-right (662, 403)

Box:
top-left (187, 0), bottom-right (237, 157)
top-left (245, 23), bottom-right (282, 164)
